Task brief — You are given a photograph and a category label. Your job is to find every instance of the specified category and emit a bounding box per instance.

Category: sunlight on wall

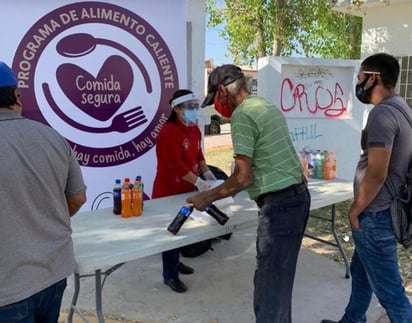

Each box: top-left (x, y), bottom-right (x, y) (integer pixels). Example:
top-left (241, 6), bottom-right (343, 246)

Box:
top-left (361, 3), bottom-right (412, 57)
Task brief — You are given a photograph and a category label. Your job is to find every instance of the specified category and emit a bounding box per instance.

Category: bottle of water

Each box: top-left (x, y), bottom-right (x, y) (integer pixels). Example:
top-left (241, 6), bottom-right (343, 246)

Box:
top-left (167, 205), bottom-right (194, 235)
top-left (204, 203), bottom-right (229, 225)
top-left (307, 150), bottom-right (316, 178)
top-left (121, 178), bottom-right (132, 218)
top-left (113, 179), bottom-right (122, 215)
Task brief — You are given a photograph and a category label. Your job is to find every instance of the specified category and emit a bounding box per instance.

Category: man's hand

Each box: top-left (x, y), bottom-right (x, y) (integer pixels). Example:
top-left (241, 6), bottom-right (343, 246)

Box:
top-left (187, 191), bottom-right (212, 211)
top-left (66, 191), bottom-right (87, 216)
top-left (349, 212), bottom-right (360, 229)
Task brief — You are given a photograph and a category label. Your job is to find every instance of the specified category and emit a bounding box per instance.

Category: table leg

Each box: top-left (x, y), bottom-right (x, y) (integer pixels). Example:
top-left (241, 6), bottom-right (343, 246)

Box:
top-left (304, 203), bottom-right (351, 279)
top-left (330, 204), bottom-right (350, 278)
top-left (95, 269), bottom-right (105, 323)
top-left (67, 272), bottom-right (80, 323)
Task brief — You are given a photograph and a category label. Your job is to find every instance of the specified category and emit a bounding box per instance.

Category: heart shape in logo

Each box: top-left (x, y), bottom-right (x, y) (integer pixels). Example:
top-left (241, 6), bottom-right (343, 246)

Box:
top-left (57, 55), bottom-right (133, 121)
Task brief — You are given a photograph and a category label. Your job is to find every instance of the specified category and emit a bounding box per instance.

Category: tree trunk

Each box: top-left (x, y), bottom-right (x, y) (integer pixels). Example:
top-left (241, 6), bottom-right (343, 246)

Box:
top-left (271, 0), bottom-right (286, 56)
top-left (254, 19), bottom-right (266, 61)
top-left (272, 37), bottom-right (282, 56)
top-left (348, 16), bottom-right (362, 59)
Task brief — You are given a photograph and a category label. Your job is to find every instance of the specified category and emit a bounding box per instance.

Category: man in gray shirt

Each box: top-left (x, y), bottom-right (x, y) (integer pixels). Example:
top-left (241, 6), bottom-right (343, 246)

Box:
top-left (0, 61), bottom-right (86, 322)
top-left (322, 54), bottom-right (412, 322)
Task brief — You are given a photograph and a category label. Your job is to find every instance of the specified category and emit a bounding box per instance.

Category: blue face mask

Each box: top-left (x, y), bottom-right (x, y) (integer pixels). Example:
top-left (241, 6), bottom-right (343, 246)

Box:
top-left (184, 109), bottom-right (198, 125)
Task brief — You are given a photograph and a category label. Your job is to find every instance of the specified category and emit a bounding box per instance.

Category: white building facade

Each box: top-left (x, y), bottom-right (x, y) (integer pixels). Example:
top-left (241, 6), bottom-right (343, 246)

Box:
top-left (333, 0), bottom-right (412, 106)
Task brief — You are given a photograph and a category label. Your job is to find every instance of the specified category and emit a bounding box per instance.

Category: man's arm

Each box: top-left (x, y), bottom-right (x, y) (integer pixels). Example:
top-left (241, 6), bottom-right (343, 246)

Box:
top-left (66, 191), bottom-right (87, 216)
top-left (349, 146), bottom-right (391, 228)
top-left (186, 154), bottom-right (253, 211)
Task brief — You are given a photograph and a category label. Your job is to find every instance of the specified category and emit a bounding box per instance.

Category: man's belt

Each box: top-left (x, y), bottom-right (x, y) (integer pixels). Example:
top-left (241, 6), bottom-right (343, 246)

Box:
top-left (255, 182), bottom-right (307, 208)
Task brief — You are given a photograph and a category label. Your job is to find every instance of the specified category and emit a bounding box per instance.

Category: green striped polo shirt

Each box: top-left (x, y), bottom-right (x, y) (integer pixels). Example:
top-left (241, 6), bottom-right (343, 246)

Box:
top-left (231, 95), bottom-right (304, 200)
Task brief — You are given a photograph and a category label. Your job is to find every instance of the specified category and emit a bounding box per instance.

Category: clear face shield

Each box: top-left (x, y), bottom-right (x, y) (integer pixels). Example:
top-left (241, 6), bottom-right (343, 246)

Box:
top-left (171, 93), bottom-right (201, 125)
top-left (181, 100), bottom-right (200, 111)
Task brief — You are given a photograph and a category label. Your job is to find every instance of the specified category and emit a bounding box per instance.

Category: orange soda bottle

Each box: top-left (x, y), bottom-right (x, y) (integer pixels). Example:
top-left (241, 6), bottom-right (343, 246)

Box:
top-left (331, 151), bottom-right (337, 179)
top-left (299, 150), bottom-right (308, 180)
top-left (121, 178), bottom-right (132, 218)
top-left (132, 176), bottom-right (143, 216)
top-left (323, 151), bottom-right (333, 180)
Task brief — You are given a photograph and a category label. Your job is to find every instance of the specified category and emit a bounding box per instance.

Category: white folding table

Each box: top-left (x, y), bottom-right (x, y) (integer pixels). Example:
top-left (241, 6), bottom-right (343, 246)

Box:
top-left (67, 178), bottom-right (353, 323)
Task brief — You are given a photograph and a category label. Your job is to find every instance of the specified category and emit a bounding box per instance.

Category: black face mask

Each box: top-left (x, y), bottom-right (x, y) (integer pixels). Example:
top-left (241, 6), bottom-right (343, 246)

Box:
top-left (355, 75), bottom-right (377, 104)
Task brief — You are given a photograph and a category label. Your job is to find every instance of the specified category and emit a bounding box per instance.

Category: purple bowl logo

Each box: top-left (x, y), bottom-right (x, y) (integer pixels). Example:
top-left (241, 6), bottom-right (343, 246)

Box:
top-left (12, 2), bottom-right (178, 167)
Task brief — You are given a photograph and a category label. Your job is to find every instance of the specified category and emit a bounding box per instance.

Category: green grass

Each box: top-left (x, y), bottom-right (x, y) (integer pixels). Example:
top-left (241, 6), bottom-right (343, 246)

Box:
top-left (206, 145), bottom-right (412, 291)
top-left (205, 145), bottom-right (233, 176)
top-left (307, 201), bottom-right (412, 291)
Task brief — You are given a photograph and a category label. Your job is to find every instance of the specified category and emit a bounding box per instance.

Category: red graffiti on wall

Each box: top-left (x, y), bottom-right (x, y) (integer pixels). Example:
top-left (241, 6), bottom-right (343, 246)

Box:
top-left (280, 78), bottom-right (347, 118)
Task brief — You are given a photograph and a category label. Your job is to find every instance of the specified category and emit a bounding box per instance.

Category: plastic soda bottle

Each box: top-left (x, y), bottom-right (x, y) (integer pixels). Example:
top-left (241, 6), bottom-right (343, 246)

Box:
top-left (113, 179), bottom-right (122, 215)
top-left (323, 151), bottom-right (333, 180)
top-left (167, 205), bottom-right (194, 235)
top-left (299, 150), bottom-right (308, 180)
top-left (204, 203), bottom-right (229, 225)
top-left (307, 150), bottom-right (316, 178)
top-left (315, 150), bottom-right (324, 179)
top-left (132, 177), bottom-right (143, 216)
top-left (121, 178), bottom-right (132, 218)
top-left (331, 151), bottom-right (337, 179)
top-left (137, 176), bottom-right (144, 210)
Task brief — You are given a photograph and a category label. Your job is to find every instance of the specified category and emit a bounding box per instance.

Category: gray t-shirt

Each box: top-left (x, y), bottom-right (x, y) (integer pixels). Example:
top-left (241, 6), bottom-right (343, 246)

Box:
top-left (0, 110), bottom-right (86, 306)
top-left (354, 95), bottom-right (412, 212)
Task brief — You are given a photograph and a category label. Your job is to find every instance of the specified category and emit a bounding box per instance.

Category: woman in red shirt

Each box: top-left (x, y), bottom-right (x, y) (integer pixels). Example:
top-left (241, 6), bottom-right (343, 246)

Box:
top-left (152, 89), bottom-right (216, 293)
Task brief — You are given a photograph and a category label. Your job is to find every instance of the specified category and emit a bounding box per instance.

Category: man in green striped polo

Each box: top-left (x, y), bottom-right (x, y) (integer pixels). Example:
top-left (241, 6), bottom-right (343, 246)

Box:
top-left (187, 64), bottom-right (311, 323)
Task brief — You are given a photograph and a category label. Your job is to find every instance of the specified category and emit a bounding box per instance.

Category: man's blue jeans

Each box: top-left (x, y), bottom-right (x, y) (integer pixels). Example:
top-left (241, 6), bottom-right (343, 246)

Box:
top-left (341, 209), bottom-right (412, 323)
top-left (0, 278), bottom-right (67, 323)
top-left (253, 186), bottom-right (310, 323)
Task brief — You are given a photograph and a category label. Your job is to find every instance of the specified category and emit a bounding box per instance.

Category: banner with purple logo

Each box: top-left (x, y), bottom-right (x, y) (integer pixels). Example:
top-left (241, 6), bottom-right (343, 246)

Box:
top-left (2, 0), bottom-right (186, 210)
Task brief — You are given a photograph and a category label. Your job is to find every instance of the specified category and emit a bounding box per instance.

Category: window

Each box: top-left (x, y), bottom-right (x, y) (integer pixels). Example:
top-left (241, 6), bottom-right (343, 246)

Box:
top-left (397, 56), bottom-right (412, 108)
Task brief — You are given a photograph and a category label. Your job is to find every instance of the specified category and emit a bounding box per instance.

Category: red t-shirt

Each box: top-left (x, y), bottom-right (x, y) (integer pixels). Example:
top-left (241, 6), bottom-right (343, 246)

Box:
top-left (152, 119), bottom-right (205, 198)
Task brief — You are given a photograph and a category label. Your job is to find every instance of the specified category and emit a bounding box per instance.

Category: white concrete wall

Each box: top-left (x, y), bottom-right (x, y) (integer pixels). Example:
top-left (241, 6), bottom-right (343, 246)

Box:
top-left (258, 57), bottom-right (363, 181)
top-left (186, 0), bottom-right (210, 139)
top-left (360, 2), bottom-right (412, 57)
top-left (186, 0), bottom-right (206, 95)
top-left (332, 0), bottom-right (412, 57)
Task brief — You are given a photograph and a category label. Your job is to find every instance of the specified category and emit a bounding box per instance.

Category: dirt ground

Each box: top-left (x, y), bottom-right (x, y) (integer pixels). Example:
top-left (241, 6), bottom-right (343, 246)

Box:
top-left (58, 309), bottom-right (144, 323)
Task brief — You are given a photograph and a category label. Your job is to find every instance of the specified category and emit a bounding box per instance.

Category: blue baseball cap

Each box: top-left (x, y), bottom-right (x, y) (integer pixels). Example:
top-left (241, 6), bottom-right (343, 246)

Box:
top-left (0, 61), bottom-right (18, 88)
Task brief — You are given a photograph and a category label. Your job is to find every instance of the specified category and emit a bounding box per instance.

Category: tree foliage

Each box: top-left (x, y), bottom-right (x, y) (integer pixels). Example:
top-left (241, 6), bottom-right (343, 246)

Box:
top-left (206, 0), bottom-right (362, 66)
